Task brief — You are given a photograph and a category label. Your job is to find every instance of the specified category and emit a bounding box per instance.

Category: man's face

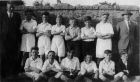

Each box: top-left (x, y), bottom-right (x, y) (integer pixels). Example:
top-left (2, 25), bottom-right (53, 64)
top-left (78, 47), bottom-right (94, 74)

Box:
top-left (31, 50), bottom-right (38, 59)
top-left (7, 3), bottom-right (14, 12)
top-left (123, 14), bottom-right (131, 21)
top-left (121, 54), bottom-right (128, 62)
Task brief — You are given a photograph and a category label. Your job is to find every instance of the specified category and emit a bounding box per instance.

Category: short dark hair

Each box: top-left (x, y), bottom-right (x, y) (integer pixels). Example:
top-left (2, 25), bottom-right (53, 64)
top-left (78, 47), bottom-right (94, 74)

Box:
top-left (31, 47), bottom-right (39, 51)
top-left (57, 14), bottom-right (62, 18)
top-left (25, 9), bottom-right (34, 16)
top-left (42, 11), bottom-right (49, 16)
top-left (84, 16), bottom-right (92, 21)
top-left (69, 17), bottom-right (76, 20)
top-left (85, 54), bottom-right (92, 58)
top-left (84, 54), bottom-right (92, 62)
top-left (48, 51), bottom-right (55, 55)
top-left (67, 49), bottom-right (74, 55)
top-left (48, 51), bottom-right (55, 58)
top-left (104, 50), bottom-right (112, 54)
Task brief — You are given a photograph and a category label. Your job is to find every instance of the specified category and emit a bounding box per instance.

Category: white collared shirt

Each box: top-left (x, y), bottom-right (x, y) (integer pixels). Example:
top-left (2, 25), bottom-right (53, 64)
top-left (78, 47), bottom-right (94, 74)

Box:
top-left (20, 19), bottom-right (37, 33)
top-left (99, 59), bottom-right (115, 76)
top-left (51, 24), bottom-right (66, 35)
top-left (80, 61), bottom-right (98, 75)
top-left (96, 22), bottom-right (114, 36)
top-left (61, 57), bottom-right (80, 70)
top-left (36, 22), bottom-right (52, 38)
top-left (66, 26), bottom-right (80, 39)
top-left (24, 57), bottom-right (43, 70)
top-left (42, 59), bottom-right (61, 72)
top-left (81, 27), bottom-right (96, 41)
top-left (37, 22), bottom-right (52, 33)
top-left (124, 20), bottom-right (130, 30)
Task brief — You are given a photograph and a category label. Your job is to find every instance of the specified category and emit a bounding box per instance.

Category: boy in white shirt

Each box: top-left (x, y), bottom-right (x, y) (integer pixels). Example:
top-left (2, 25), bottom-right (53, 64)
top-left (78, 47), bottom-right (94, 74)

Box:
top-left (99, 50), bottom-right (115, 82)
top-left (36, 11), bottom-right (52, 61)
top-left (24, 47), bottom-right (43, 81)
top-left (60, 50), bottom-right (80, 82)
top-left (77, 54), bottom-right (98, 82)
top-left (38, 51), bottom-right (62, 82)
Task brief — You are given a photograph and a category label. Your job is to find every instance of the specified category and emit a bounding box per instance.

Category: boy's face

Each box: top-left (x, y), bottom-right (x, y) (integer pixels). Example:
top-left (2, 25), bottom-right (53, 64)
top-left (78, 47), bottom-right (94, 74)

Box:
top-left (84, 20), bottom-right (91, 26)
top-left (31, 50), bottom-right (38, 59)
top-left (85, 55), bottom-right (92, 63)
top-left (67, 51), bottom-right (73, 59)
top-left (26, 12), bottom-right (32, 21)
top-left (101, 15), bottom-right (108, 22)
top-left (56, 17), bottom-right (62, 24)
top-left (105, 53), bottom-right (112, 60)
top-left (69, 19), bottom-right (75, 26)
top-left (42, 15), bottom-right (49, 22)
top-left (48, 52), bottom-right (54, 59)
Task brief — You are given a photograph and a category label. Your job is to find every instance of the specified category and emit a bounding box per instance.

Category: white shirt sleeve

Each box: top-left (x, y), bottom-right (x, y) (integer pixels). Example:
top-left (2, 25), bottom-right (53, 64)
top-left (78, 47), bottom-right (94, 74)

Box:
top-left (108, 61), bottom-right (115, 75)
top-left (95, 24), bottom-right (101, 36)
top-left (54, 60), bottom-right (61, 70)
top-left (51, 25), bottom-right (56, 34)
top-left (24, 58), bottom-right (30, 69)
top-left (45, 24), bottom-right (52, 31)
top-left (36, 24), bottom-right (40, 33)
top-left (61, 58), bottom-right (66, 68)
top-left (32, 20), bottom-right (37, 30)
top-left (41, 60), bottom-right (48, 72)
top-left (36, 59), bottom-right (43, 70)
top-left (20, 20), bottom-right (25, 31)
top-left (61, 25), bottom-right (66, 33)
top-left (81, 28), bottom-right (84, 38)
top-left (92, 61), bottom-right (98, 72)
top-left (99, 61), bottom-right (103, 75)
top-left (80, 62), bottom-right (86, 75)
top-left (76, 58), bottom-right (80, 70)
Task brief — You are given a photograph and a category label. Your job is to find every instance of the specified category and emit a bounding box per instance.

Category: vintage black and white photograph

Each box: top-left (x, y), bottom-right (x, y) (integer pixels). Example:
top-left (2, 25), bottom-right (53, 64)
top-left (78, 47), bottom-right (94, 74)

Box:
top-left (0, 0), bottom-right (140, 82)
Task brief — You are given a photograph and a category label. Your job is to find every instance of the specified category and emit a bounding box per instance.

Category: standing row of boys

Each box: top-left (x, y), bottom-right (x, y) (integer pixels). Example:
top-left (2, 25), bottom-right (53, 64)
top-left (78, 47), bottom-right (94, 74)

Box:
top-left (20, 10), bottom-right (114, 64)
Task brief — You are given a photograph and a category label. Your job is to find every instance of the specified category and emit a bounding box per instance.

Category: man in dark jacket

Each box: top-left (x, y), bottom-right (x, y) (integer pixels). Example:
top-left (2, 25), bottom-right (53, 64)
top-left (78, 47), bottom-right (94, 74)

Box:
top-left (116, 11), bottom-right (138, 75)
top-left (0, 2), bottom-right (21, 78)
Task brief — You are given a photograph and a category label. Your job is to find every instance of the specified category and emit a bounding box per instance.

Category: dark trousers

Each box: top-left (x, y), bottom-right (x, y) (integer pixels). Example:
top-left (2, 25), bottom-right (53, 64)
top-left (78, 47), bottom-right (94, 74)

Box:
top-left (82, 41), bottom-right (96, 61)
top-left (75, 73), bottom-right (99, 82)
top-left (43, 71), bottom-right (57, 78)
top-left (119, 42), bottom-right (134, 75)
top-left (66, 40), bottom-right (82, 58)
top-left (63, 71), bottom-right (78, 79)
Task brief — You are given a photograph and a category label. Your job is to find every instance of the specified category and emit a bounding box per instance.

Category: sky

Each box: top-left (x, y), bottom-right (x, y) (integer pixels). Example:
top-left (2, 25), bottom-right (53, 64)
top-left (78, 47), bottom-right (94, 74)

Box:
top-left (22, 0), bottom-right (140, 7)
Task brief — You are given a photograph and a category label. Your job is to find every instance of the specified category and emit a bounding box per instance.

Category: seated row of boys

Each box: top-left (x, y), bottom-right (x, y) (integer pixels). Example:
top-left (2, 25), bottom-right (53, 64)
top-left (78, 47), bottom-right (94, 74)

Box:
top-left (22, 47), bottom-right (129, 82)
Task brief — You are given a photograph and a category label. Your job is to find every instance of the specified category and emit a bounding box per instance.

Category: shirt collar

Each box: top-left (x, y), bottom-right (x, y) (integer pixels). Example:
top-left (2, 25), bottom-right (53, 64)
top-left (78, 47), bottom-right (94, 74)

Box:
top-left (42, 22), bottom-right (49, 25)
top-left (124, 20), bottom-right (131, 23)
top-left (25, 19), bottom-right (33, 23)
top-left (30, 57), bottom-right (38, 61)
